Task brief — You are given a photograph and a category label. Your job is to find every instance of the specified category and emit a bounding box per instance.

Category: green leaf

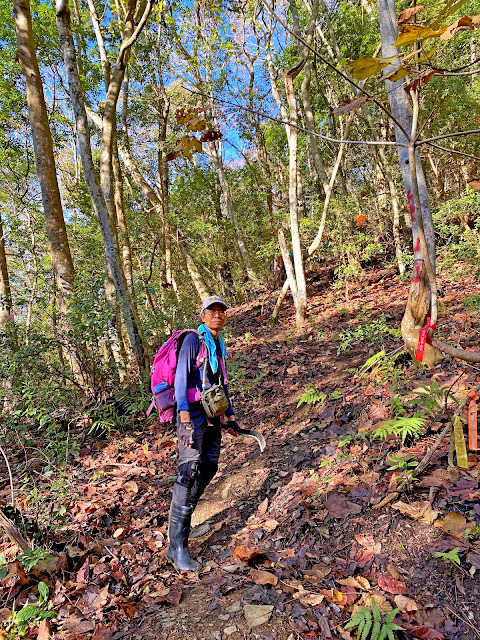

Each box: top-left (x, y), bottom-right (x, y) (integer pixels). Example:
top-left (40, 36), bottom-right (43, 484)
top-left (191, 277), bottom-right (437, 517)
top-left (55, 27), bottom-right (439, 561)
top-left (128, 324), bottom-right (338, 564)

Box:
top-left (15, 604), bottom-right (40, 622)
top-left (38, 581), bottom-right (49, 604)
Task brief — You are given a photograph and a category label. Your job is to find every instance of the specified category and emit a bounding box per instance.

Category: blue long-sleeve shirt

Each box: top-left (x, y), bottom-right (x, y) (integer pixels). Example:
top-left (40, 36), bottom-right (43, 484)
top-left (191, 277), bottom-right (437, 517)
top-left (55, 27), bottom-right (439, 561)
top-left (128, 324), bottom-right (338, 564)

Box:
top-left (174, 332), bottom-right (234, 415)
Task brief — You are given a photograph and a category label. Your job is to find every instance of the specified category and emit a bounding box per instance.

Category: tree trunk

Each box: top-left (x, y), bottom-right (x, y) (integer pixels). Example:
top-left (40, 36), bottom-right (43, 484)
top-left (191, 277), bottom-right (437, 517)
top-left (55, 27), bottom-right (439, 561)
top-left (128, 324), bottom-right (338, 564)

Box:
top-left (56, 0), bottom-right (149, 379)
top-left (377, 0), bottom-right (441, 366)
top-left (177, 235), bottom-right (210, 301)
top-left (13, 0), bottom-right (76, 316)
top-left (0, 212), bottom-right (14, 332)
top-left (13, 0), bottom-right (87, 387)
top-left (206, 140), bottom-right (261, 287)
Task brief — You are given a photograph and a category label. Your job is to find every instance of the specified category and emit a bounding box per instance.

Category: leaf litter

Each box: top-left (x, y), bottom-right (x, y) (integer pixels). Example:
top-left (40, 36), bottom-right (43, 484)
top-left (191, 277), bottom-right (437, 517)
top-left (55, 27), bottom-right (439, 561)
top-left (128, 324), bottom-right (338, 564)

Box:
top-left (0, 263), bottom-right (480, 638)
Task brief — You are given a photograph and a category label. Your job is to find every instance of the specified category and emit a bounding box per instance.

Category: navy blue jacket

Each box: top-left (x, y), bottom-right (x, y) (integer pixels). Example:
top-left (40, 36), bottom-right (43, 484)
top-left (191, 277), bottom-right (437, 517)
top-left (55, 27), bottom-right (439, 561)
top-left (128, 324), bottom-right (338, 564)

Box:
top-left (174, 332), bottom-right (234, 416)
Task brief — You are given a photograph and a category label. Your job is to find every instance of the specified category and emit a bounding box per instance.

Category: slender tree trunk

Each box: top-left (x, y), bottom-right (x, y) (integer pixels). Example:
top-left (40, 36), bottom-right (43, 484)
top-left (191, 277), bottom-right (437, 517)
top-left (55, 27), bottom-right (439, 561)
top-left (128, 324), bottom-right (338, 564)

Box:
top-left (378, 0), bottom-right (441, 366)
top-left (0, 211), bottom-right (15, 410)
top-left (13, 0), bottom-right (76, 316)
top-left (56, 0), bottom-right (149, 379)
top-left (13, 0), bottom-right (87, 387)
top-left (0, 212), bottom-right (14, 333)
top-left (206, 140), bottom-right (260, 287)
top-left (112, 138), bottom-right (134, 292)
top-left (177, 235), bottom-right (210, 301)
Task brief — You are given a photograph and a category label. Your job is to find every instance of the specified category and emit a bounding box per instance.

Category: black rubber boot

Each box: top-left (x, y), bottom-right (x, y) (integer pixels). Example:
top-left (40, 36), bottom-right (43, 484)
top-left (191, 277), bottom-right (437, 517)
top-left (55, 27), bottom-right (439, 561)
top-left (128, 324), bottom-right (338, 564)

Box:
top-left (166, 503), bottom-right (200, 573)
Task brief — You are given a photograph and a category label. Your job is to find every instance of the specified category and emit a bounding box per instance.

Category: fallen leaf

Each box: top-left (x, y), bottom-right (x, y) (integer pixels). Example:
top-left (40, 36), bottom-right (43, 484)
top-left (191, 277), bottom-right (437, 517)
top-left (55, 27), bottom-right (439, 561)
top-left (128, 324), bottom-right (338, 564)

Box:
top-left (392, 500), bottom-right (439, 524)
top-left (377, 573), bottom-right (406, 594)
top-left (243, 604), bottom-right (273, 628)
top-left (92, 624), bottom-right (114, 640)
top-left (406, 625), bottom-right (445, 639)
top-left (250, 569), bottom-right (278, 586)
top-left (468, 179), bottom-right (480, 190)
top-left (123, 480), bottom-right (139, 495)
top-left (394, 595), bottom-right (419, 612)
top-left (336, 576), bottom-right (370, 590)
top-left (320, 589), bottom-right (347, 605)
top-left (360, 593), bottom-right (393, 614)
top-left (298, 593), bottom-right (325, 607)
top-left (279, 548), bottom-right (296, 559)
top-left (37, 619), bottom-right (51, 640)
top-left (434, 512), bottom-right (469, 538)
top-left (76, 559), bottom-right (90, 584)
top-left (466, 551), bottom-right (480, 569)
top-left (61, 618), bottom-right (95, 634)
top-left (258, 498), bottom-right (269, 514)
top-left (113, 528), bottom-right (126, 539)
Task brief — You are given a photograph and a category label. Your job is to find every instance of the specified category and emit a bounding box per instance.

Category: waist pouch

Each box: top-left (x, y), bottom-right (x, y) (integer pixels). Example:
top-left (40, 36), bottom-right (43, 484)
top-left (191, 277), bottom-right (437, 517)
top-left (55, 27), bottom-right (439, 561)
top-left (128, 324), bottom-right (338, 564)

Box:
top-left (200, 384), bottom-right (229, 418)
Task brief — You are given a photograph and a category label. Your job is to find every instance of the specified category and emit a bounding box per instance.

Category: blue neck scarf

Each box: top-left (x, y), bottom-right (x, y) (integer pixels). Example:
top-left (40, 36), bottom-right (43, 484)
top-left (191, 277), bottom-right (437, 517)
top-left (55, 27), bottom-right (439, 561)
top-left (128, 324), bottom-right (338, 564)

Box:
top-left (198, 324), bottom-right (227, 374)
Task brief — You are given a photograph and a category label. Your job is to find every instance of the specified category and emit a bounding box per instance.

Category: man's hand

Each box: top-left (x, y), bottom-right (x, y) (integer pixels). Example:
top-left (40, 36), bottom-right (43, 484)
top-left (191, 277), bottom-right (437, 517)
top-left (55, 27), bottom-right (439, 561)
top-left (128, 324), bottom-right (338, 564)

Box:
top-left (225, 420), bottom-right (240, 437)
top-left (178, 422), bottom-right (194, 447)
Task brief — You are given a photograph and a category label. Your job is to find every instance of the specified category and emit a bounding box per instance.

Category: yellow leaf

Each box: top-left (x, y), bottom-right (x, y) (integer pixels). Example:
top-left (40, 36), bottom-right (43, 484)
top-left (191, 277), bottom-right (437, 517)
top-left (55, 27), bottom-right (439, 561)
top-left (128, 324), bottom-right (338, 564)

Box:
top-left (393, 25), bottom-right (445, 47)
top-left (387, 66), bottom-right (411, 82)
top-left (347, 55), bottom-right (396, 80)
top-left (434, 512), bottom-right (469, 538)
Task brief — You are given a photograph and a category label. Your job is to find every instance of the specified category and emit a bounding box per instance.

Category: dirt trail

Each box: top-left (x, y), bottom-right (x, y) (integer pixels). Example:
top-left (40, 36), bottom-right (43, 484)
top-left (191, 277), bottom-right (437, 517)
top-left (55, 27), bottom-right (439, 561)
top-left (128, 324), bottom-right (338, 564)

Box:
top-left (1, 263), bottom-right (480, 640)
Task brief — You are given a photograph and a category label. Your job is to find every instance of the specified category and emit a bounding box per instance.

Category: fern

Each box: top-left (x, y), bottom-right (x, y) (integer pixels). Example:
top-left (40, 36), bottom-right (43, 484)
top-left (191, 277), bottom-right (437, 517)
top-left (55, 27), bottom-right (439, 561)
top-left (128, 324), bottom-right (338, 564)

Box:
top-left (297, 385), bottom-right (326, 408)
top-left (435, 547), bottom-right (462, 566)
top-left (371, 415), bottom-right (426, 445)
top-left (344, 604), bottom-right (403, 640)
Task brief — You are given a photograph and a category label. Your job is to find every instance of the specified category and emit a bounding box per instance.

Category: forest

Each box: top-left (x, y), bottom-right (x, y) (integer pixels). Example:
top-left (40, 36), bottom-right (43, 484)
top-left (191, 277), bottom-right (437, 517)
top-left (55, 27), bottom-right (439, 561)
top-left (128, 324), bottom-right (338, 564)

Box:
top-left (1, 0), bottom-right (480, 637)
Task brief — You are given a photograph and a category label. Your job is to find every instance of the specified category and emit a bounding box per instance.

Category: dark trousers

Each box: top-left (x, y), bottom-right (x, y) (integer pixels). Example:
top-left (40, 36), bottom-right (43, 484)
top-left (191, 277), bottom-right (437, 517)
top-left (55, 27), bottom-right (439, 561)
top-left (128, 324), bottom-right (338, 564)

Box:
top-left (172, 404), bottom-right (222, 507)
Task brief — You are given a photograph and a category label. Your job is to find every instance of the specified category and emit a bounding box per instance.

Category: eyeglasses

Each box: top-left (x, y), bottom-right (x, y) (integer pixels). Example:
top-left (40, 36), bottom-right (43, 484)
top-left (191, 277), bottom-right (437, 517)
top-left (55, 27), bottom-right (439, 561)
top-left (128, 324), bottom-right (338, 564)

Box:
top-left (204, 309), bottom-right (226, 316)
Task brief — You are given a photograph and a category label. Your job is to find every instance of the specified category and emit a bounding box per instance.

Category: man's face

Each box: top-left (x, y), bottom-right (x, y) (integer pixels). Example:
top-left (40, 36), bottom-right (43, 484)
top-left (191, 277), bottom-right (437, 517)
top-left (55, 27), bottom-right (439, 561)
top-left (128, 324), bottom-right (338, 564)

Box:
top-left (201, 304), bottom-right (227, 332)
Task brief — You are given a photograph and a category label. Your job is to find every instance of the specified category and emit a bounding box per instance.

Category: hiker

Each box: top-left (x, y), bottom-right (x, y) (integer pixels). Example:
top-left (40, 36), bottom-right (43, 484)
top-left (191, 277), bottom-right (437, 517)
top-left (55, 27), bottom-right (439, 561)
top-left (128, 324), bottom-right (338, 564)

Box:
top-left (167, 295), bottom-right (239, 572)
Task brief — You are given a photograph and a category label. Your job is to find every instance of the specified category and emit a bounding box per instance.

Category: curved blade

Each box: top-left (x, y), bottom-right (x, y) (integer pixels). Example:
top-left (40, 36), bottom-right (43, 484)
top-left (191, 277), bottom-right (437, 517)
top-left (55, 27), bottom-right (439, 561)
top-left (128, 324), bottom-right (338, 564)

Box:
top-left (238, 428), bottom-right (266, 452)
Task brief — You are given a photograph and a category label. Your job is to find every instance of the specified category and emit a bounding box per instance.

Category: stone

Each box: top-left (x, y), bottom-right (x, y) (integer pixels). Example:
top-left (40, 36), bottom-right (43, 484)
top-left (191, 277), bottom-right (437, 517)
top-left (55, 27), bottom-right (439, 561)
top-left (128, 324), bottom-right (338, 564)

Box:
top-left (223, 626), bottom-right (238, 637)
top-left (243, 604), bottom-right (274, 628)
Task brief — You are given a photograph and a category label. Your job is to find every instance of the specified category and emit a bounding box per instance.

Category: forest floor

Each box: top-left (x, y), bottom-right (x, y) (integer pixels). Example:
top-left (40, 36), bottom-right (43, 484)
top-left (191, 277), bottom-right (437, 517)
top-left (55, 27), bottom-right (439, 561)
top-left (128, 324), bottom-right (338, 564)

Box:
top-left (1, 260), bottom-right (480, 640)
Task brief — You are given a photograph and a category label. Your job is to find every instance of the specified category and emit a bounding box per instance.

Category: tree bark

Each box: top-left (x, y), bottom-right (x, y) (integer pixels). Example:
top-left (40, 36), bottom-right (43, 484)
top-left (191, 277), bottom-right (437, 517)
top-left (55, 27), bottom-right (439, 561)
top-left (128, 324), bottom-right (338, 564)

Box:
top-left (377, 0), bottom-right (441, 366)
top-left (13, 0), bottom-right (76, 317)
top-left (177, 235), bottom-right (210, 301)
top-left (0, 212), bottom-right (13, 332)
top-left (56, 0), bottom-right (149, 379)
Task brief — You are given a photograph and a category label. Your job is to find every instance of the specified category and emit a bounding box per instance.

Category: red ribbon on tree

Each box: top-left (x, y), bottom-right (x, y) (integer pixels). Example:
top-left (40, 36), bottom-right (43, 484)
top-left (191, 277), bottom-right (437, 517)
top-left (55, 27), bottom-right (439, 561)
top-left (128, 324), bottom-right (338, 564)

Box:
top-left (415, 317), bottom-right (436, 363)
top-left (468, 389), bottom-right (478, 451)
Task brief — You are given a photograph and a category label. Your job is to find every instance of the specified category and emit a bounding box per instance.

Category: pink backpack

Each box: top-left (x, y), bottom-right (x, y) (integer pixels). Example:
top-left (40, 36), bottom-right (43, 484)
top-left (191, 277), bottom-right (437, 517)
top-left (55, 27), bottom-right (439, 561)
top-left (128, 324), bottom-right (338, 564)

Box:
top-left (146, 330), bottom-right (207, 422)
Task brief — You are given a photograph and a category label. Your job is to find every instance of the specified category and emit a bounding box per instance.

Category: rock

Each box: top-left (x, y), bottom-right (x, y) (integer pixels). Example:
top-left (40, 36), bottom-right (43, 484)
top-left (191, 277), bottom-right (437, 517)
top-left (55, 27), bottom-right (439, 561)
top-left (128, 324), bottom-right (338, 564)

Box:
top-left (223, 625), bottom-right (238, 637)
top-left (243, 604), bottom-right (274, 628)
top-left (218, 614), bottom-right (230, 621)
top-left (227, 603), bottom-right (242, 613)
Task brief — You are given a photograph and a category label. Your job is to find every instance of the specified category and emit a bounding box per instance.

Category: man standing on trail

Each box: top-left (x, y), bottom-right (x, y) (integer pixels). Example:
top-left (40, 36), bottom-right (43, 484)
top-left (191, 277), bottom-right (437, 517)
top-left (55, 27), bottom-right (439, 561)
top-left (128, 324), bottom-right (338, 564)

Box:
top-left (167, 295), bottom-right (240, 572)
